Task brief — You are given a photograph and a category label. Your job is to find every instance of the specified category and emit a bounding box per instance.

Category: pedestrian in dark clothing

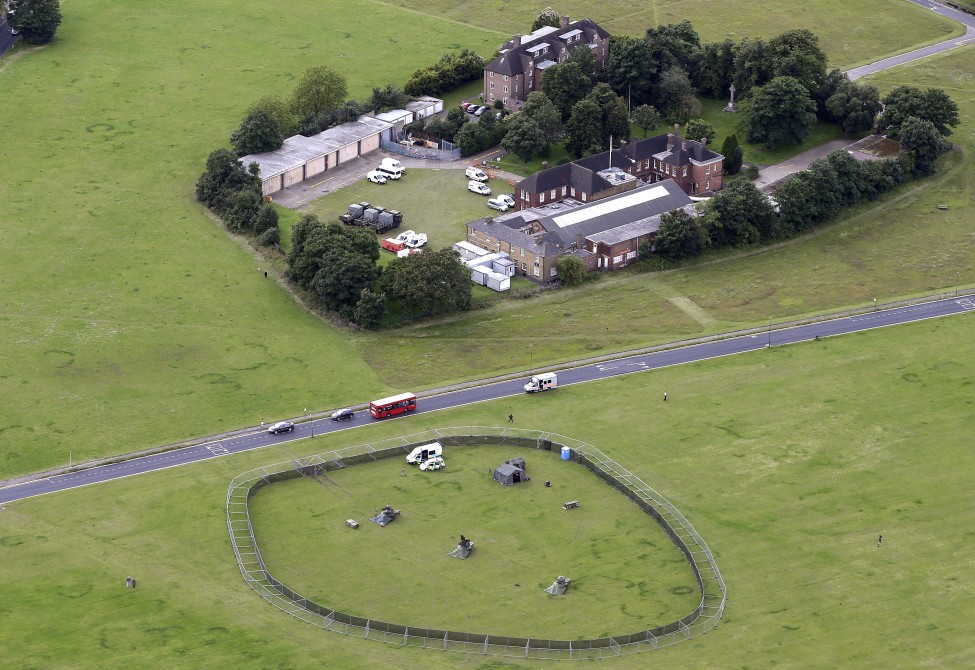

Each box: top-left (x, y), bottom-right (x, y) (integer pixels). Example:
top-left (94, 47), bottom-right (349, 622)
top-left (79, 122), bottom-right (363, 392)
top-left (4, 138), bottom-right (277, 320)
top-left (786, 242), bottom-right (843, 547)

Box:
top-left (877, 534), bottom-right (883, 547)
top-left (264, 271), bottom-right (268, 279)
top-left (508, 414), bottom-right (514, 422)
top-left (663, 391), bottom-right (668, 401)
top-left (131, 579), bottom-right (136, 589)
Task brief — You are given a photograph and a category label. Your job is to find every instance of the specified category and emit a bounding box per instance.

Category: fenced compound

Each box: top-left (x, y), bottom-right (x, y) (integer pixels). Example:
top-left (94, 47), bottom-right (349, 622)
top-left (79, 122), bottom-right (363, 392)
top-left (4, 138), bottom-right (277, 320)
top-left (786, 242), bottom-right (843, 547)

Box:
top-left (226, 427), bottom-right (726, 661)
top-left (381, 133), bottom-right (460, 161)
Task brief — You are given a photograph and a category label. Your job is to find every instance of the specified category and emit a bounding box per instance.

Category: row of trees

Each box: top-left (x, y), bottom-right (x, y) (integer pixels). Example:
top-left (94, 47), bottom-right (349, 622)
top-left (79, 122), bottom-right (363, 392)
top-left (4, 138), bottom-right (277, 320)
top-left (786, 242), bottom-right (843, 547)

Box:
top-left (285, 215), bottom-right (473, 328)
top-left (404, 49), bottom-right (485, 97)
top-left (653, 128), bottom-right (948, 262)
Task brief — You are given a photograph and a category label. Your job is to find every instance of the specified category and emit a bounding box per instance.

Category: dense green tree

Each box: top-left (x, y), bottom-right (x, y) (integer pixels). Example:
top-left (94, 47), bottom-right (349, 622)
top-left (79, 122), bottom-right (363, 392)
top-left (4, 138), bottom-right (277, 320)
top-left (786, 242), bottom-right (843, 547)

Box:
top-left (819, 150), bottom-right (867, 206)
top-left (195, 149), bottom-right (261, 212)
top-left (532, 6), bottom-right (562, 32)
top-left (541, 61), bottom-right (594, 120)
top-left (564, 98), bottom-right (604, 157)
top-left (606, 35), bottom-right (657, 108)
top-left (257, 226), bottom-right (280, 247)
top-left (566, 44), bottom-right (599, 83)
top-left (287, 215), bottom-right (331, 288)
top-left (815, 68), bottom-right (848, 117)
top-left (720, 133), bottom-right (742, 174)
top-left (555, 254), bottom-right (586, 286)
top-left (645, 20), bottom-right (701, 72)
top-left (230, 109), bottom-right (283, 156)
top-left (586, 83), bottom-right (630, 143)
top-left (353, 288), bottom-right (386, 330)
top-left (876, 86), bottom-right (959, 138)
top-left (731, 37), bottom-right (772, 97)
top-left (502, 117), bottom-right (547, 166)
top-left (899, 116), bottom-right (948, 177)
top-left (520, 92), bottom-right (562, 143)
top-left (224, 188), bottom-right (262, 234)
top-left (653, 208), bottom-right (707, 260)
top-left (367, 84), bottom-right (409, 113)
top-left (404, 67), bottom-right (441, 97)
top-left (247, 95), bottom-right (298, 137)
top-left (254, 203), bottom-right (279, 235)
top-left (454, 122), bottom-right (488, 156)
top-left (767, 29), bottom-right (828, 95)
top-left (631, 104), bottom-right (661, 138)
top-left (826, 80), bottom-right (883, 136)
top-left (9, 0), bottom-right (61, 44)
top-left (290, 65), bottom-right (349, 119)
top-left (747, 76), bottom-right (817, 148)
top-left (692, 39), bottom-right (735, 98)
top-left (683, 119), bottom-right (716, 146)
top-left (387, 249), bottom-right (472, 315)
top-left (653, 66), bottom-right (701, 123)
top-left (706, 180), bottom-right (775, 246)
top-left (311, 247), bottom-right (378, 316)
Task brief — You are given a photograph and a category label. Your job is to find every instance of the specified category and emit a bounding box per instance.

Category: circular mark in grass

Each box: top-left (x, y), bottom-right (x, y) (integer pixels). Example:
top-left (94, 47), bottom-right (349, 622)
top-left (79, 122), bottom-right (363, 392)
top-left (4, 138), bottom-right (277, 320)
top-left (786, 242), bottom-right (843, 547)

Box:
top-left (669, 585), bottom-right (695, 595)
top-left (228, 429), bottom-right (727, 660)
top-left (85, 123), bottom-right (114, 133)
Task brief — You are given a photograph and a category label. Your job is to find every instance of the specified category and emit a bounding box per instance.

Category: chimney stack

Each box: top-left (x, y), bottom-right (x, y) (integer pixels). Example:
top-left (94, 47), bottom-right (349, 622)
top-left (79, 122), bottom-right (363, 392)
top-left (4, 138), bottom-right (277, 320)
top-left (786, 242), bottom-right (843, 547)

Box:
top-left (681, 140), bottom-right (687, 152)
top-left (512, 34), bottom-right (521, 48)
top-left (667, 134), bottom-right (675, 151)
top-left (561, 15), bottom-right (570, 28)
top-left (673, 123), bottom-right (681, 137)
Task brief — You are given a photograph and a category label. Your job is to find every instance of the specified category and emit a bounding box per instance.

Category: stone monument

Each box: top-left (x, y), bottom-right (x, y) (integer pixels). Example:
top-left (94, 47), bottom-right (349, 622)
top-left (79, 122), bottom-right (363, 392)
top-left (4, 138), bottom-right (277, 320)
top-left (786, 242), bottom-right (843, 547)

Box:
top-left (723, 84), bottom-right (737, 113)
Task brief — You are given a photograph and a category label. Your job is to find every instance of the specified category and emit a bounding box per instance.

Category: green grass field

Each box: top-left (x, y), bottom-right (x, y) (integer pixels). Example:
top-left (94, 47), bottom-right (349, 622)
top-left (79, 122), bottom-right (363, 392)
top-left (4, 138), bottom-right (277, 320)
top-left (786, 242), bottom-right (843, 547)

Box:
top-left (1, 313), bottom-right (973, 668)
top-left (0, 0), bottom-right (968, 479)
top-left (385, 0), bottom-right (961, 68)
top-left (250, 444), bottom-right (699, 639)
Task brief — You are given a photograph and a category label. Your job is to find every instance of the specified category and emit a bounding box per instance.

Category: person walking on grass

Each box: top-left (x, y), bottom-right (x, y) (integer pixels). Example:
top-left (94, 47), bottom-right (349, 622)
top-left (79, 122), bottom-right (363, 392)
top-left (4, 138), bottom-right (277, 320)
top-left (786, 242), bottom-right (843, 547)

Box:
top-left (508, 413), bottom-right (514, 423)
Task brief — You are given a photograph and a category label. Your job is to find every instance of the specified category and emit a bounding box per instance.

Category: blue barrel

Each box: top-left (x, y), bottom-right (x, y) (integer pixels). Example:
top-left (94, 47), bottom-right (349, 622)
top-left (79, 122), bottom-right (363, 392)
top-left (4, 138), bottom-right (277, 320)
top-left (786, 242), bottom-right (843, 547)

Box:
top-left (560, 446), bottom-right (571, 460)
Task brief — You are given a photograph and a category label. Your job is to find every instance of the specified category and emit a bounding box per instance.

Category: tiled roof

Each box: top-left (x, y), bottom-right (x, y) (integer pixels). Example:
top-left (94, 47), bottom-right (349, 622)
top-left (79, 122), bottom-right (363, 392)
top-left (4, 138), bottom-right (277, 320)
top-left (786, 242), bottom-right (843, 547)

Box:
top-left (485, 18), bottom-right (608, 76)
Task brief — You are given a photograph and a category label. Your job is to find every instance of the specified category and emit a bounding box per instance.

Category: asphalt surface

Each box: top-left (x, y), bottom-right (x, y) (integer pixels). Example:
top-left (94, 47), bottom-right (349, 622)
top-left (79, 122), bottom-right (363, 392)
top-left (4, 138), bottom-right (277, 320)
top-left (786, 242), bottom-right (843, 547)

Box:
top-left (2, 295), bottom-right (971, 506)
top-left (848, 0), bottom-right (975, 80)
top-left (0, 18), bottom-right (15, 57)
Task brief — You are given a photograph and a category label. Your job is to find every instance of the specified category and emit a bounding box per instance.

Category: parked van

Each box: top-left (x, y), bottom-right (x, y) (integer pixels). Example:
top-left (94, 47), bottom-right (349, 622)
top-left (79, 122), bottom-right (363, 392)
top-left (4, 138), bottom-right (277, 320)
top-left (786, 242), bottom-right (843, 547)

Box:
top-left (377, 164), bottom-right (403, 180)
top-left (406, 442), bottom-right (443, 464)
top-left (466, 166), bottom-right (488, 182)
top-left (468, 180), bottom-right (491, 195)
top-left (381, 157), bottom-right (405, 172)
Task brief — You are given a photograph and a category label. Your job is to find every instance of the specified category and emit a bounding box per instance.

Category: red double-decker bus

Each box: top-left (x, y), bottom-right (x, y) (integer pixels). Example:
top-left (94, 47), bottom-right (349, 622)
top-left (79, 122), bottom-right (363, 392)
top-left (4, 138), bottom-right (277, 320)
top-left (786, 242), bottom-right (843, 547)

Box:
top-left (369, 392), bottom-right (417, 419)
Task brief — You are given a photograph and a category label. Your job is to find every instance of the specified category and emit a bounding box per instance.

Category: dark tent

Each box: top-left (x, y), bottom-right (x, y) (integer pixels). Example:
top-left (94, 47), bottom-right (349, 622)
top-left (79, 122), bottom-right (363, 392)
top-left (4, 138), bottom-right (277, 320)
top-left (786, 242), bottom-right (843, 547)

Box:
top-left (493, 462), bottom-right (529, 486)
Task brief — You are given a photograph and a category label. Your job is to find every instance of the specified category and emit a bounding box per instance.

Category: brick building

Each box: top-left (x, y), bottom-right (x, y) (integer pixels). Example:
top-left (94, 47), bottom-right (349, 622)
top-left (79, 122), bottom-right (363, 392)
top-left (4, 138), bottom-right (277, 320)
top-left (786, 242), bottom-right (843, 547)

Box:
top-left (483, 17), bottom-right (610, 111)
top-left (467, 179), bottom-right (694, 280)
top-left (514, 131), bottom-right (723, 209)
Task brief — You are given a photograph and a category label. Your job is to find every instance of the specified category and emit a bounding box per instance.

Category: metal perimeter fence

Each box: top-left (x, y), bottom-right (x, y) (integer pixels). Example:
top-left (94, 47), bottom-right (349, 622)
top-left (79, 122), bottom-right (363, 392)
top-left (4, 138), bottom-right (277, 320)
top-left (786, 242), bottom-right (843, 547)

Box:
top-left (381, 135), bottom-right (461, 161)
top-left (226, 427), bottom-right (726, 661)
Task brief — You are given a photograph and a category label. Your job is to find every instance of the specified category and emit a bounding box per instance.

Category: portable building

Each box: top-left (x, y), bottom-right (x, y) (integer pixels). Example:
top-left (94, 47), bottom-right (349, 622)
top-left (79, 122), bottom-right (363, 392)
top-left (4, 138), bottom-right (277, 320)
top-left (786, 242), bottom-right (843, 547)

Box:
top-left (470, 266), bottom-right (489, 285)
top-left (492, 258), bottom-right (516, 276)
top-left (452, 240), bottom-right (491, 262)
top-left (485, 271), bottom-right (510, 292)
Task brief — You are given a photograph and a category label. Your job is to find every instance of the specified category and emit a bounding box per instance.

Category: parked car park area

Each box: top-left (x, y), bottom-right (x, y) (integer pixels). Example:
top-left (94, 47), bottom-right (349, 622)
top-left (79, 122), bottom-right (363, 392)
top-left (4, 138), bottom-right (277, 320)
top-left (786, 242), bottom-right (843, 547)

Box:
top-left (296, 169), bottom-right (514, 255)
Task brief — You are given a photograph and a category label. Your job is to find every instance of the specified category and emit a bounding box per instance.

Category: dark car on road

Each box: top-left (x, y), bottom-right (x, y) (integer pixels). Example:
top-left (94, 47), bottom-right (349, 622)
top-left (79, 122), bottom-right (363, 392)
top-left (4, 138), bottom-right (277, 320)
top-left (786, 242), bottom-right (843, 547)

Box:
top-left (331, 408), bottom-right (355, 421)
top-left (267, 421), bottom-right (295, 434)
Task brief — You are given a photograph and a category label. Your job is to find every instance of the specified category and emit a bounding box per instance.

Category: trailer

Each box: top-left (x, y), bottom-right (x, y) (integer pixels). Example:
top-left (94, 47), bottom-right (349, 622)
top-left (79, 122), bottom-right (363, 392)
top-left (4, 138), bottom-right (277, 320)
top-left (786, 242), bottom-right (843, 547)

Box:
top-left (382, 238), bottom-right (406, 252)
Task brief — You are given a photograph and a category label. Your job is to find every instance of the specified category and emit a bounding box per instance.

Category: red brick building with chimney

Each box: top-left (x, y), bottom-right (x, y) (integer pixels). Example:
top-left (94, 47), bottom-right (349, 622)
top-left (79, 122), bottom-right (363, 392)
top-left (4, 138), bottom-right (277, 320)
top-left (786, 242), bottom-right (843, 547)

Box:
top-left (483, 16), bottom-right (610, 111)
top-left (514, 128), bottom-right (723, 209)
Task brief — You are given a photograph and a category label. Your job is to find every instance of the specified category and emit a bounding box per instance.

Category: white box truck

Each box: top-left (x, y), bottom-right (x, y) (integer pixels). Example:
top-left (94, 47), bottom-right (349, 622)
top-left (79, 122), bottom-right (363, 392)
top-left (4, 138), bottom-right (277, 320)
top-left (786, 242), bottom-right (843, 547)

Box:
top-left (524, 372), bottom-right (557, 393)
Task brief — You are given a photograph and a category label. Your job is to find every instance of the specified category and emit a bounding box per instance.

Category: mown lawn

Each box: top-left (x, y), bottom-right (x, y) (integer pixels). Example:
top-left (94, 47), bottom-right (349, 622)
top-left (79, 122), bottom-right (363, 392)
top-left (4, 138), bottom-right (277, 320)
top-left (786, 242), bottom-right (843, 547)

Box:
top-left (386, 0), bottom-right (961, 68)
top-left (1, 313), bottom-right (972, 668)
top-left (0, 0), bottom-right (504, 478)
top-left (251, 444), bottom-right (699, 639)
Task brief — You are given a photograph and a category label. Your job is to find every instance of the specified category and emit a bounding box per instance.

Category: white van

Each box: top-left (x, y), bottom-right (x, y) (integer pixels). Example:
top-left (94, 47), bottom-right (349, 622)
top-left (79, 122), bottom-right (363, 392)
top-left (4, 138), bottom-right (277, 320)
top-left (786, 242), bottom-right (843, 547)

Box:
top-left (381, 157), bottom-right (405, 172)
top-left (377, 164), bottom-right (403, 180)
top-left (466, 166), bottom-right (488, 182)
top-left (468, 180), bottom-right (491, 195)
top-left (406, 442), bottom-right (443, 464)
top-left (524, 372), bottom-right (558, 393)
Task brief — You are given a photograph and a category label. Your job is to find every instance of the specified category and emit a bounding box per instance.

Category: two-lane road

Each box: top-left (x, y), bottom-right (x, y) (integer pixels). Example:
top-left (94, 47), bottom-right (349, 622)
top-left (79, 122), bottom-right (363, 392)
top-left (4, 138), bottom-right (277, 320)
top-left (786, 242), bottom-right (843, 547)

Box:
top-left (2, 296), bottom-right (971, 506)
